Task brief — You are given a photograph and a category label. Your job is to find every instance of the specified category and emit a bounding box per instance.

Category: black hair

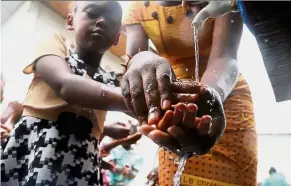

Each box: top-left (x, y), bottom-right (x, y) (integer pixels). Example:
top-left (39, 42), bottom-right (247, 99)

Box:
top-left (269, 167), bottom-right (277, 174)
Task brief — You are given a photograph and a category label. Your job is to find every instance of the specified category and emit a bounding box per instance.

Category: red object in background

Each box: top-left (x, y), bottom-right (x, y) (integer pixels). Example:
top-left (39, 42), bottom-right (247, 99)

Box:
top-left (102, 170), bottom-right (110, 186)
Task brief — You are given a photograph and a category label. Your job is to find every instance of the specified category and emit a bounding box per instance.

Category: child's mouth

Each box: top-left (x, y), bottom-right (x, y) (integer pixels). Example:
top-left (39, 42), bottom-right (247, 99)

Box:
top-left (91, 29), bottom-right (107, 39)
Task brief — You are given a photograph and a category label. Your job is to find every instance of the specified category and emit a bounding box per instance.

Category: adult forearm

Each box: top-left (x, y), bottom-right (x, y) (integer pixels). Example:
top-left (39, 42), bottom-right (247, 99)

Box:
top-left (201, 56), bottom-right (239, 102)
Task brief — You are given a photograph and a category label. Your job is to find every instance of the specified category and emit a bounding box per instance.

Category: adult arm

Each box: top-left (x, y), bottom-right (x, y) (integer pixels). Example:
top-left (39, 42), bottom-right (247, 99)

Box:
top-left (200, 12), bottom-right (243, 102)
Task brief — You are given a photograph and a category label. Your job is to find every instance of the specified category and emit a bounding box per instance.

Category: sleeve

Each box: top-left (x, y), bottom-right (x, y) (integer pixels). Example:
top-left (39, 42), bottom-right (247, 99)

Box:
top-left (122, 1), bottom-right (143, 25)
top-left (23, 31), bottom-right (68, 75)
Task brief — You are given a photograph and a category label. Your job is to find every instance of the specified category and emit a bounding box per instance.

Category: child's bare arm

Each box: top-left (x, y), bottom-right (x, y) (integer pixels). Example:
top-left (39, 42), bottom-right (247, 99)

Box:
top-left (35, 55), bottom-right (127, 111)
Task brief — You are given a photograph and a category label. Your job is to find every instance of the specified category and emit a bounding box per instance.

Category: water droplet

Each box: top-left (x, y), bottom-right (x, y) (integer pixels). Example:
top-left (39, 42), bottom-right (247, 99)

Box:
top-left (148, 180), bottom-right (154, 185)
top-left (185, 68), bottom-right (188, 72)
top-left (174, 157), bottom-right (180, 165)
top-left (265, 39), bottom-right (268, 43)
top-left (231, 20), bottom-right (234, 23)
top-left (213, 70), bottom-right (216, 73)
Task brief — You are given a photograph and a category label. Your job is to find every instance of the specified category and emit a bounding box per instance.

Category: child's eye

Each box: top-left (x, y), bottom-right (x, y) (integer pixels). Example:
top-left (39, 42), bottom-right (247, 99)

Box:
top-left (86, 11), bottom-right (99, 19)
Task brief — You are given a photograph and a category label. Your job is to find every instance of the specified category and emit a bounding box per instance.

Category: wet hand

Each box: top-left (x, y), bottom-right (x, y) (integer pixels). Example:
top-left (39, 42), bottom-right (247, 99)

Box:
top-left (140, 103), bottom-right (217, 156)
top-left (121, 51), bottom-right (176, 124)
top-left (173, 80), bottom-right (226, 148)
top-left (172, 80), bottom-right (225, 120)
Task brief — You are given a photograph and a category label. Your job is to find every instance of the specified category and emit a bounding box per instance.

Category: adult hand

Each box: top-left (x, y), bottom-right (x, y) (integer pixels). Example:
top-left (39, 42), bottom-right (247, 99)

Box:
top-left (181, 1), bottom-right (209, 17)
top-left (104, 122), bottom-right (131, 139)
top-left (140, 81), bottom-right (226, 157)
top-left (172, 80), bottom-right (225, 121)
top-left (121, 51), bottom-right (176, 125)
top-left (191, 1), bottom-right (237, 28)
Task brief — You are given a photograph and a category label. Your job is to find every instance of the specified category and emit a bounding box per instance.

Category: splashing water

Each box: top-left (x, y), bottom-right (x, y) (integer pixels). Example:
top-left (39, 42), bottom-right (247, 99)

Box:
top-left (173, 154), bottom-right (189, 186)
top-left (193, 25), bottom-right (200, 82)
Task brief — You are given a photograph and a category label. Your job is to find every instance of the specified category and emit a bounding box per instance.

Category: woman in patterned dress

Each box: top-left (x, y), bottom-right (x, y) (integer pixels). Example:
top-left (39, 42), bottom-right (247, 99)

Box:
top-left (122, 1), bottom-right (257, 185)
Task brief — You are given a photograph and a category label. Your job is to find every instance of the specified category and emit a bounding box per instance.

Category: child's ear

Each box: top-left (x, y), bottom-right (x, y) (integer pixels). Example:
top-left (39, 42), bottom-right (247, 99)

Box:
top-left (114, 33), bottom-right (120, 46)
top-left (66, 13), bottom-right (74, 31)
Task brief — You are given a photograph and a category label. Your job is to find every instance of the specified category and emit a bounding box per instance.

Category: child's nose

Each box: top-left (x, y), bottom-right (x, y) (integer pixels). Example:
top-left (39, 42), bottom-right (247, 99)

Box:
top-left (95, 17), bottom-right (105, 28)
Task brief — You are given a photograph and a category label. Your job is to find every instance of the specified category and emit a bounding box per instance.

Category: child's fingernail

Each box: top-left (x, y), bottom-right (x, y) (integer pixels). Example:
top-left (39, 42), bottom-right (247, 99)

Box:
top-left (162, 100), bottom-right (171, 110)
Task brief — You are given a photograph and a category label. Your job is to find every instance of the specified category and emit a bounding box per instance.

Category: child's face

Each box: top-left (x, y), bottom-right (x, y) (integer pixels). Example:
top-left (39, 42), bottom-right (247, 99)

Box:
top-left (67, 1), bottom-right (122, 53)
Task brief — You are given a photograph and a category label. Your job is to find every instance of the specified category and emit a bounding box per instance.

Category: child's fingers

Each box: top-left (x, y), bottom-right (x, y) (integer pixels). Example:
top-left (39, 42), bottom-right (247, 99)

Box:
top-left (172, 103), bottom-right (187, 126)
top-left (0, 124), bottom-right (10, 131)
top-left (196, 115), bottom-right (212, 136)
top-left (182, 103), bottom-right (198, 129)
top-left (157, 110), bottom-right (174, 131)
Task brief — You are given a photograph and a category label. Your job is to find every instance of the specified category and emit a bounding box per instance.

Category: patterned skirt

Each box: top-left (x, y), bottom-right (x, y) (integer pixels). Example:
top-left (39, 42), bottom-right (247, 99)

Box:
top-left (1, 116), bottom-right (102, 186)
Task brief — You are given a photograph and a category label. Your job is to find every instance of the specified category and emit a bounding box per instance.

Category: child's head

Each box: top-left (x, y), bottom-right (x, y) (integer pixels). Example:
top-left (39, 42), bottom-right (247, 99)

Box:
top-left (66, 1), bottom-right (122, 54)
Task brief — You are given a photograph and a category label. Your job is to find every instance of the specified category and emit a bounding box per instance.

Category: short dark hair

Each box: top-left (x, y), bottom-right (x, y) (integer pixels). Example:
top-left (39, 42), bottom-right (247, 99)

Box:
top-left (269, 167), bottom-right (277, 174)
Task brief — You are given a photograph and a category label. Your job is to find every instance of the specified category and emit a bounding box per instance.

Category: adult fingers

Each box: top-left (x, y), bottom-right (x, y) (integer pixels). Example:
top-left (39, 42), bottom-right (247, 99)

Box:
top-left (167, 126), bottom-right (189, 146)
top-left (129, 75), bottom-right (148, 119)
top-left (140, 125), bottom-right (181, 151)
top-left (156, 62), bottom-right (174, 111)
top-left (121, 77), bottom-right (135, 115)
top-left (196, 115), bottom-right (212, 136)
top-left (142, 69), bottom-right (161, 125)
top-left (148, 129), bottom-right (181, 151)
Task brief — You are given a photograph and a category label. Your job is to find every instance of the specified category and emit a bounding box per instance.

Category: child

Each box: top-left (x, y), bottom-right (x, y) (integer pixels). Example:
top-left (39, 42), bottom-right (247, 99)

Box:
top-left (1, 2), bottom-right (203, 185)
top-left (1, 2), bottom-right (126, 186)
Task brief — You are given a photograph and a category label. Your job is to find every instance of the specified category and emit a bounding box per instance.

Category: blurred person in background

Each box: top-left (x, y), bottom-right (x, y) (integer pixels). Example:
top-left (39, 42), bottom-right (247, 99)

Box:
top-left (101, 121), bottom-right (143, 186)
top-left (0, 73), bottom-right (23, 145)
top-left (263, 167), bottom-right (289, 186)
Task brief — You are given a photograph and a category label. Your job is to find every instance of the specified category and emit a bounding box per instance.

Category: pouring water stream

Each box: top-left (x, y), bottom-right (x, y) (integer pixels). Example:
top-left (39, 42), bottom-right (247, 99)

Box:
top-left (173, 24), bottom-right (201, 186)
